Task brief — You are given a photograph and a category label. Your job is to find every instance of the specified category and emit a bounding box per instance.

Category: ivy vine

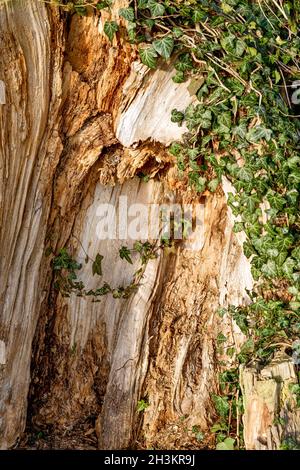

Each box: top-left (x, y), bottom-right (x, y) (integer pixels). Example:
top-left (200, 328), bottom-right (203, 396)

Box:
top-left (50, 240), bottom-right (168, 299)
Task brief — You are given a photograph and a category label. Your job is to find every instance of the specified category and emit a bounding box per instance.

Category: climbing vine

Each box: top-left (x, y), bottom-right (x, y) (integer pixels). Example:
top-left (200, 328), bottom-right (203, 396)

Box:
top-left (50, 240), bottom-right (168, 299)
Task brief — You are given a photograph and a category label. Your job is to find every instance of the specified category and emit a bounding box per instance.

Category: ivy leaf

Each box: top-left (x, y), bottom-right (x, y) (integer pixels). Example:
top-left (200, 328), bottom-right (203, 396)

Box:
top-left (175, 53), bottom-right (193, 72)
top-left (266, 190), bottom-right (286, 210)
top-left (137, 399), bottom-right (149, 412)
top-left (291, 246), bottom-right (300, 261)
top-left (171, 109), bottom-right (184, 123)
top-left (277, 250), bottom-right (288, 266)
top-left (211, 423), bottom-right (227, 433)
top-left (96, 1), bottom-right (112, 9)
top-left (237, 166), bottom-right (253, 182)
top-left (287, 156), bottom-right (300, 170)
top-left (220, 2), bottom-right (233, 14)
top-left (281, 258), bottom-right (296, 278)
top-left (139, 46), bottom-right (158, 69)
top-left (192, 9), bottom-right (206, 22)
top-left (235, 39), bottom-right (246, 57)
top-left (119, 7), bottom-right (135, 22)
top-left (233, 222), bottom-right (244, 233)
top-left (267, 248), bottom-right (279, 259)
top-left (143, 18), bottom-right (155, 29)
top-left (92, 253), bottom-right (104, 276)
top-left (127, 21), bottom-right (137, 41)
top-left (147, 0), bottom-right (165, 17)
top-left (227, 78), bottom-right (245, 95)
top-left (74, 5), bottom-right (87, 16)
top-left (173, 27), bottom-right (183, 38)
top-left (153, 36), bottom-right (174, 59)
top-left (289, 301), bottom-right (300, 311)
top-left (104, 21), bottom-right (119, 42)
top-left (286, 190), bottom-right (299, 208)
top-left (119, 246), bottom-right (133, 264)
top-left (138, 0), bottom-right (148, 8)
top-left (247, 46), bottom-right (257, 57)
top-left (275, 234), bottom-right (294, 251)
top-left (289, 171), bottom-right (300, 185)
top-left (220, 34), bottom-right (236, 54)
top-left (172, 71), bottom-right (185, 83)
top-left (190, 175), bottom-right (206, 193)
top-left (246, 126), bottom-right (272, 142)
top-left (217, 111), bottom-right (232, 134)
top-left (208, 178), bottom-right (219, 193)
top-left (213, 395), bottom-right (229, 418)
top-left (233, 123), bottom-right (247, 139)
top-left (246, 194), bottom-right (259, 212)
top-left (261, 260), bottom-right (277, 278)
top-left (187, 148), bottom-right (200, 160)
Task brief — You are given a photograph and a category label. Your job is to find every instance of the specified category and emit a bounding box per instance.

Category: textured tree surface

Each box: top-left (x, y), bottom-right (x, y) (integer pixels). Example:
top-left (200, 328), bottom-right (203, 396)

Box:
top-left (241, 352), bottom-right (300, 450)
top-left (0, 0), bottom-right (298, 450)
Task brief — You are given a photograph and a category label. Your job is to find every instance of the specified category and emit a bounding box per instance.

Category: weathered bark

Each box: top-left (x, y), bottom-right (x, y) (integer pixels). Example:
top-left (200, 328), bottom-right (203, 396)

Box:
top-left (241, 353), bottom-right (300, 450)
top-left (0, 0), bottom-right (298, 450)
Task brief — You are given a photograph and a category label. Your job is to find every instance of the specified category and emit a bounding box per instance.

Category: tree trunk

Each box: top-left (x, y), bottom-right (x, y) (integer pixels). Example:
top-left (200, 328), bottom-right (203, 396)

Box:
top-left (0, 0), bottom-right (297, 450)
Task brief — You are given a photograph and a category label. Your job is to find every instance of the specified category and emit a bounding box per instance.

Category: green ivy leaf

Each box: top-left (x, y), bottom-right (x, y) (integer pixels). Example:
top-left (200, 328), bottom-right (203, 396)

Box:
top-left (192, 9), bottom-right (206, 22)
top-left (287, 156), bottom-right (300, 170)
top-left (281, 258), bottom-right (296, 277)
top-left (277, 251), bottom-right (289, 267)
top-left (119, 246), bottom-right (133, 264)
top-left (137, 399), bottom-right (149, 412)
top-left (246, 194), bottom-right (260, 212)
top-left (171, 109), bottom-right (184, 123)
top-left (220, 2), bottom-right (233, 14)
top-left (266, 190), bottom-right (286, 210)
top-left (139, 46), bottom-right (158, 69)
top-left (261, 260), bottom-right (277, 278)
top-left (289, 301), bottom-right (300, 311)
top-left (208, 178), bottom-right (220, 193)
top-left (237, 166), bottom-right (253, 182)
top-left (233, 222), bottom-right (244, 233)
top-left (172, 71), bottom-right (185, 83)
top-left (233, 123), bottom-right (247, 139)
top-left (92, 253), bottom-right (104, 276)
top-left (289, 171), bottom-right (300, 185)
top-left (291, 246), bottom-right (300, 261)
top-left (127, 21), bottom-right (137, 41)
top-left (235, 39), bottom-right (246, 57)
top-left (246, 126), bottom-right (272, 142)
top-left (213, 395), bottom-right (229, 418)
top-left (220, 34), bottom-right (236, 54)
top-left (138, 0), bottom-right (148, 8)
top-left (147, 0), bottom-right (165, 17)
top-left (104, 21), bottom-right (119, 42)
top-left (211, 423), bottom-right (227, 433)
top-left (173, 27), bottom-right (183, 38)
top-left (96, 1), bottom-right (112, 9)
top-left (216, 111), bottom-right (232, 134)
top-left (119, 7), bottom-right (135, 22)
top-left (190, 175), bottom-right (207, 193)
top-left (153, 36), bottom-right (174, 59)
top-left (74, 5), bottom-right (87, 16)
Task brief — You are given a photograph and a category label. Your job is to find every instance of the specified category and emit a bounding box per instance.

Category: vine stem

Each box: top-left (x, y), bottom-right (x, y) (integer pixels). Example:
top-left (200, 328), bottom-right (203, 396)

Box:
top-left (270, 0), bottom-right (289, 21)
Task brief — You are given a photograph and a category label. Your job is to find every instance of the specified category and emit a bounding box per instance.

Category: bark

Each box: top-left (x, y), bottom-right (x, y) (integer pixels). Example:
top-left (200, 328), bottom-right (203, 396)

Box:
top-left (0, 0), bottom-right (298, 450)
